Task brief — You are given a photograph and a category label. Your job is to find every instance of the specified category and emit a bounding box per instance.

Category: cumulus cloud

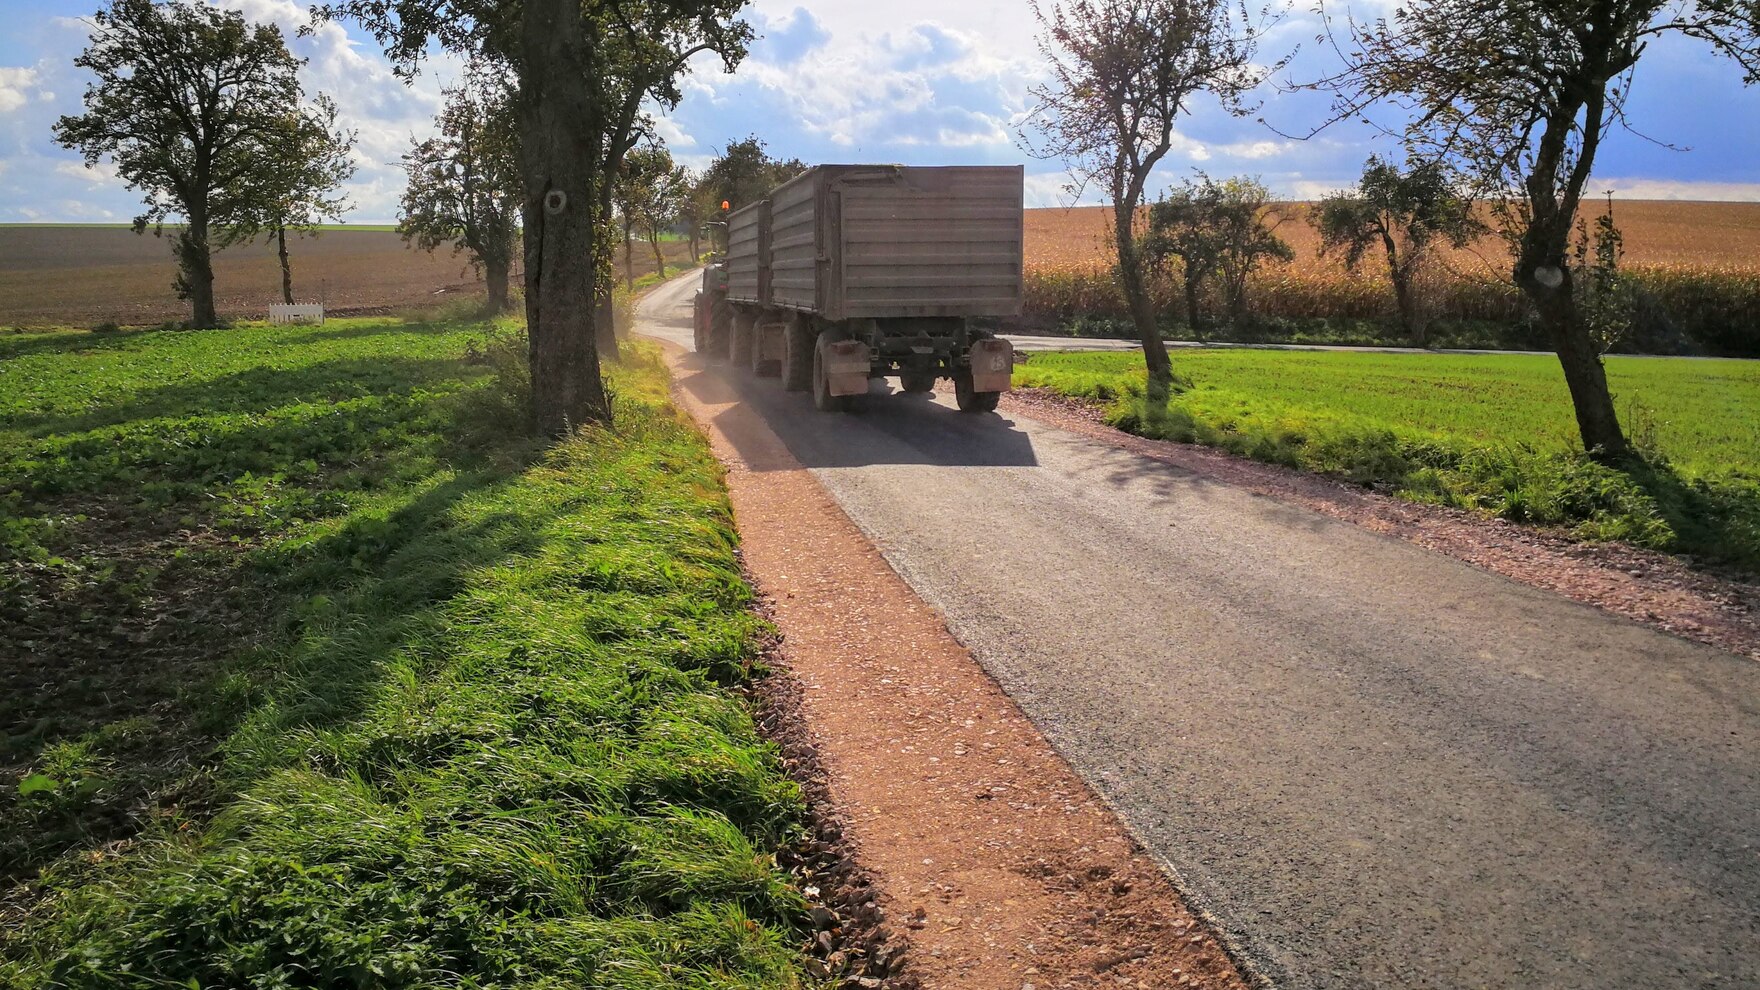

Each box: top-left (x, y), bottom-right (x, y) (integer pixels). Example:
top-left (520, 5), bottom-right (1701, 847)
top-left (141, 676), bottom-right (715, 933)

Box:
top-left (53, 159), bottom-right (120, 185)
top-left (673, 12), bottom-right (1036, 157)
top-left (0, 67), bottom-right (43, 114)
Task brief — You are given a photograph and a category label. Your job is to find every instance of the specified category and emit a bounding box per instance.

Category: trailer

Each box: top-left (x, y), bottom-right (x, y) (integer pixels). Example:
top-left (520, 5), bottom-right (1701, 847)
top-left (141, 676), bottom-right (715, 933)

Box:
top-left (692, 164), bottom-right (1023, 412)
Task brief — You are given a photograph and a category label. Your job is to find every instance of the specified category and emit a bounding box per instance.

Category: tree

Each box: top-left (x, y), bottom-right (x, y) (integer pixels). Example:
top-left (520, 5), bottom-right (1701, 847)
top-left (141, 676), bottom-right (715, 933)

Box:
top-left (55, 0), bottom-right (324, 328)
top-left (1145, 180), bottom-right (1228, 336)
top-left (699, 135), bottom-right (804, 213)
top-left (398, 75), bottom-right (521, 314)
top-left (676, 170), bottom-right (718, 261)
top-left (317, 0), bottom-right (751, 435)
top-left (1147, 175), bottom-right (1292, 334)
top-left (1205, 176), bottom-right (1293, 324)
top-left (1309, 0), bottom-right (1760, 457)
top-left (236, 96), bottom-right (357, 305)
top-left (1313, 156), bottom-right (1480, 345)
top-left (614, 144), bottom-right (686, 286)
top-left (1022, 0), bottom-right (1284, 401)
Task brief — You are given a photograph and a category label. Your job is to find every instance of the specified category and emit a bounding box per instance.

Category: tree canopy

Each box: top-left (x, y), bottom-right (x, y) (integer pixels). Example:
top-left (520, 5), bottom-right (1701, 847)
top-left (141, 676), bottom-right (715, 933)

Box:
top-left (399, 74), bottom-right (522, 313)
top-left (235, 95), bottom-right (358, 305)
top-left (1313, 156), bottom-right (1480, 342)
top-left (1147, 175), bottom-right (1292, 333)
top-left (699, 135), bottom-right (805, 213)
top-left (316, 0), bottom-right (752, 433)
top-left (55, 0), bottom-right (332, 327)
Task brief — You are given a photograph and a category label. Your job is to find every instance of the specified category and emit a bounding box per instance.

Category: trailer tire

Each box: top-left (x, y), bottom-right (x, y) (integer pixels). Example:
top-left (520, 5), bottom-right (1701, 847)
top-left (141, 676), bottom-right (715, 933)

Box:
top-left (812, 337), bottom-right (853, 412)
top-left (730, 311), bottom-right (755, 368)
top-left (953, 369), bottom-right (1001, 413)
top-left (782, 317), bottom-right (814, 392)
top-left (709, 297), bottom-right (733, 360)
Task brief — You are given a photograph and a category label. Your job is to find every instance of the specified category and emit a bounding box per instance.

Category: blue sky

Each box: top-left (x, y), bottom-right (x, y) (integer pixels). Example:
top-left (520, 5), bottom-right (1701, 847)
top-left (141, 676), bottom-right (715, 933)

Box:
top-left (3, 0), bottom-right (1759, 223)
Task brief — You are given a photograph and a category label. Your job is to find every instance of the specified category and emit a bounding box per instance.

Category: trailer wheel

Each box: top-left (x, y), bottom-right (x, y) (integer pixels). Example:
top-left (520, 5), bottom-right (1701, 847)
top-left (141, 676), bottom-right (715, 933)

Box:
top-left (782, 317), bottom-right (813, 392)
top-left (812, 338), bottom-right (852, 412)
top-left (729, 311), bottom-right (755, 367)
top-left (709, 298), bottom-right (733, 360)
top-left (953, 369), bottom-right (1001, 413)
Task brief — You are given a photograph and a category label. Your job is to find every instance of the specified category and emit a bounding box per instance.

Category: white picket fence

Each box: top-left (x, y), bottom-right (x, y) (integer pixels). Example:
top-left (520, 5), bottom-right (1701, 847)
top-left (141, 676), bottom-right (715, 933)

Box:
top-left (268, 303), bottom-right (325, 325)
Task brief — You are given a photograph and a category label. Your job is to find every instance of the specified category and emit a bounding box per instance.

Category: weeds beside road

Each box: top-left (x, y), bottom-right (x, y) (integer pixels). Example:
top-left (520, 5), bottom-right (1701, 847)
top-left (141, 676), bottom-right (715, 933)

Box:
top-left (1, 319), bottom-right (809, 987)
top-left (1016, 349), bottom-right (1760, 573)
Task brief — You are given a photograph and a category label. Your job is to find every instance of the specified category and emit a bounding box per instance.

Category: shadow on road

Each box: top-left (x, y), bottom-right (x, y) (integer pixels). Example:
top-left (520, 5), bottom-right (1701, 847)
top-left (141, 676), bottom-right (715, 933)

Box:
top-left (670, 353), bottom-right (1039, 471)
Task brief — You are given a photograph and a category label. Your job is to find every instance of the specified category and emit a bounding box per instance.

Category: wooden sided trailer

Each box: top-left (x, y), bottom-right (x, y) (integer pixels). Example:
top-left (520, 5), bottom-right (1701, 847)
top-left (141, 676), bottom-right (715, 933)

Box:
top-left (692, 164), bottom-right (1024, 412)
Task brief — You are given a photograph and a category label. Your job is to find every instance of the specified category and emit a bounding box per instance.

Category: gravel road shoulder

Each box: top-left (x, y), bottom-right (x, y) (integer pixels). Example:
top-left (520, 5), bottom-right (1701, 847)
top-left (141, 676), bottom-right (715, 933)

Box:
top-left (665, 349), bottom-right (1253, 990)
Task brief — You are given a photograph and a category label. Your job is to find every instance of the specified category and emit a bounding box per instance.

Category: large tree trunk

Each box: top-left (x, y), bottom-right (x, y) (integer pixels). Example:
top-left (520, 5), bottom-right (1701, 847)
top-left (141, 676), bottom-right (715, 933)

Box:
top-left (175, 217), bottom-right (218, 329)
top-left (485, 253), bottom-right (511, 314)
top-left (519, 0), bottom-right (609, 435)
top-left (623, 218), bottom-right (635, 290)
top-left (1520, 99), bottom-right (1626, 459)
top-left (1525, 269), bottom-right (1628, 458)
top-left (1389, 266), bottom-right (1421, 346)
top-left (1182, 269), bottom-right (1205, 341)
top-left (276, 226), bottom-right (294, 305)
top-left (1113, 205), bottom-right (1172, 402)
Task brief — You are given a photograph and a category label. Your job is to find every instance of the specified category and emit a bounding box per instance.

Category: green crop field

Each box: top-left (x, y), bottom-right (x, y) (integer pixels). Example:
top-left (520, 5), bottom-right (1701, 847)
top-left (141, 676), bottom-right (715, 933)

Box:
top-left (1016, 349), bottom-right (1760, 569)
top-left (0, 320), bottom-right (808, 987)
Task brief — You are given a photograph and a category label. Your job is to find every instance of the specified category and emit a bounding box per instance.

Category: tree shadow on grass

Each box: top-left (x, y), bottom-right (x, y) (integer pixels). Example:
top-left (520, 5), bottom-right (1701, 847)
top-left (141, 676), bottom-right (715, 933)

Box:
top-left (1620, 459), bottom-right (1760, 576)
top-left (0, 328), bottom-right (163, 362)
top-left (11, 355), bottom-right (482, 439)
top-left (281, 318), bottom-right (495, 346)
top-left (0, 356), bottom-right (545, 886)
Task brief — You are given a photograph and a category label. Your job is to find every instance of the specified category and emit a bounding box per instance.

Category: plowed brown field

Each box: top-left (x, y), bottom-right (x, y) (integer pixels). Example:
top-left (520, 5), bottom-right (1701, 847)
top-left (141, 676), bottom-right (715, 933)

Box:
top-left (0, 226), bottom-right (695, 327)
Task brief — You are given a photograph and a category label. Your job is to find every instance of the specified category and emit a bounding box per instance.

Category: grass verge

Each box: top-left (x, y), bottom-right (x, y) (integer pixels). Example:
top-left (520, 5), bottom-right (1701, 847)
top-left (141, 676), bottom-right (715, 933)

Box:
top-left (1015, 349), bottom-right (1760, 573)
top-left (1, 317), bottom-right (809, 987)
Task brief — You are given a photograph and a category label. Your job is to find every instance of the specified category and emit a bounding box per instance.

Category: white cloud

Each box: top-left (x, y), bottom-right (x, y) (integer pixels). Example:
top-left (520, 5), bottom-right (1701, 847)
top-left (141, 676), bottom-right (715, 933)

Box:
top-left (1023, 171), bottom-right (1081, 207)
top-left (0, 67), bottom-right (42, 115)
top-left (54, 160), bottom-right (121, 186)
top-left (1594, 178), bottom-right (1760, 202)
top-left (1219, 139), bottom-right (1294, 160)
top-left (650, 116), bottom-right (698, 150)
top-left (679, 15), bottom-right (1034, 155)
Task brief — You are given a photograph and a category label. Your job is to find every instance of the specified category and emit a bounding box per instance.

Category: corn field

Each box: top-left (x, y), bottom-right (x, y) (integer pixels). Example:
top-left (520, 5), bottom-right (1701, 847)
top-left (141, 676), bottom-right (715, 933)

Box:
top-left (1022, 204), bottom-right (1760, 356)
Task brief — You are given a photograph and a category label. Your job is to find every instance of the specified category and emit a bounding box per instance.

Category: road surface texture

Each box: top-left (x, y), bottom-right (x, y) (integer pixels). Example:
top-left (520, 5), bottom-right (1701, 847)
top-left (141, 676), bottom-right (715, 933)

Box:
top-left (641, 274), bottom-right (1760, 989)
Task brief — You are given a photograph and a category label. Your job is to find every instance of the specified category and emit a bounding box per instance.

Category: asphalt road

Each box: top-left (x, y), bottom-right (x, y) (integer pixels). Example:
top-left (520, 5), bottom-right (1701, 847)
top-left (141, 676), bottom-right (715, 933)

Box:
top-left (640, 274), bottom-right (1760, 990)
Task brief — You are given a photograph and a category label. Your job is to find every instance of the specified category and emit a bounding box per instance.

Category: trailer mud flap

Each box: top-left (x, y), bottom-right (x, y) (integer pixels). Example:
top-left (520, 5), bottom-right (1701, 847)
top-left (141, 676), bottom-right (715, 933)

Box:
top-left (756, 322), bottom-right (787, 365)
top-left (823, 339), bottom-right (872, 396)
top-left (969, 338), bottom-right (1014, 393)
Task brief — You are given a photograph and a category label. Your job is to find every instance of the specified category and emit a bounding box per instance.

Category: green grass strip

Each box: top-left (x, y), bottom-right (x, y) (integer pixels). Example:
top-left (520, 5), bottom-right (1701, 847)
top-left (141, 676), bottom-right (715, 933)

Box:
top-left (1016, 349), bottom-right (1760, 572)
top-left (1, 320), bottom-right (809, 988)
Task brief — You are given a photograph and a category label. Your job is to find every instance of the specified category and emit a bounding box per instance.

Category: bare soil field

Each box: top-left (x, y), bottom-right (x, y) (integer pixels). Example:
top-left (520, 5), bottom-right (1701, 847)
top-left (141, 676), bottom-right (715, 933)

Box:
top-left (1025, 200), bottom-right (1760, 272)
top-left (0, 226), bottom-right (697, 327)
